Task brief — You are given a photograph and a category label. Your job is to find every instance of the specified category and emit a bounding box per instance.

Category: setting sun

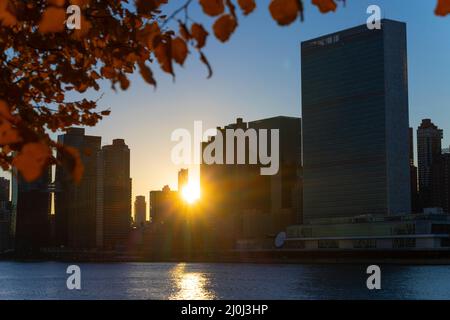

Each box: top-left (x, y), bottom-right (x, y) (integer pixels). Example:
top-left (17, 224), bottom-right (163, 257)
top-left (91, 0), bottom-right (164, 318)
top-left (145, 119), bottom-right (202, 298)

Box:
top-left (181, 181), bottom-right (201, 204)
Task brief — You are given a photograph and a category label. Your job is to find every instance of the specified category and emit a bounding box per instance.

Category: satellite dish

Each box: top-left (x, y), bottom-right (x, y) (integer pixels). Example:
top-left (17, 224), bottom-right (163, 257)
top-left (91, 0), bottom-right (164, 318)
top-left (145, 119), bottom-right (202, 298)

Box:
top-left (274, 232), bottom-right (286, 248)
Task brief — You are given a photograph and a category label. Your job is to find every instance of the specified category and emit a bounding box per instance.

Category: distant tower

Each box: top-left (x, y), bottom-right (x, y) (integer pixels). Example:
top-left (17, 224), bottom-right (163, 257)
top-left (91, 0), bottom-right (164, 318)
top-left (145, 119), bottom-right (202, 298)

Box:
top-left (55, 128), bottom-right (101, 249)
top-left (100, 139), bottom-right (132, 249)
top-left (302, 20), bottom-right (411, 221)
top-left (12, 167), bottom-right (52, 251)
top-left (417, 119), bottom-right (443, 208)
top-left (0, 177), bottom-right (11, 252)
top-left (0, 177), bottom-right (9, 202)
top-left (134, 195), bottom-right (147, 227)
top-left (409, 128), bottom-right (419, 213)
top-left (178, 169), bottom-right (189, 192)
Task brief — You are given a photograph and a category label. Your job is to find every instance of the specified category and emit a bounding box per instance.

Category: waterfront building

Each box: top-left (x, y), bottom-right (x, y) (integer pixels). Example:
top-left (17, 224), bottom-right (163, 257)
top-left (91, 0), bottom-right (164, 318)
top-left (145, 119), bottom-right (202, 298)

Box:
top-left (302, 19), bottom-right (411, 222)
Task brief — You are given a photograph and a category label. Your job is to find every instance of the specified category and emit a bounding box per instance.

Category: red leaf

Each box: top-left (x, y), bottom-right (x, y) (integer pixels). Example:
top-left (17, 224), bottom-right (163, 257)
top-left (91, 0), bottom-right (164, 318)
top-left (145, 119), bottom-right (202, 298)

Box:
top-left (269, 0), bottom-right (301, 26)
top-left (312, 0), bottom-right (337, 13)
top-left (435, 0), bottom-right (450, 16)
top-left (13, 143), bottom-right (51, 182)
top-left (213, 14), bottom-right (238, 42)
top-left (171, 37), bottom-right (188, 66)
top-left (191, 23), bottom-right (209, 49)
top-left (199, 0), bottom-right (225, 17)
top-left (238, 0), bottom-right (256, 15)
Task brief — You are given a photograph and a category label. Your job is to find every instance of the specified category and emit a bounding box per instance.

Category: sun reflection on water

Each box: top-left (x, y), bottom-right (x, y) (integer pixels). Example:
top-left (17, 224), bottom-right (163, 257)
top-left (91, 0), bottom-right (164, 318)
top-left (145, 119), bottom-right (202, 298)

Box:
top-left (169, 263), bottom-right (215, 300)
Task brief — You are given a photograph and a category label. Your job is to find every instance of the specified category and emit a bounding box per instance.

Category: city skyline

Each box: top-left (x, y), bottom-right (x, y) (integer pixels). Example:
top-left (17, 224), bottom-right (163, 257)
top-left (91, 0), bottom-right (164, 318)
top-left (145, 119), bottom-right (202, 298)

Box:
top-left (1, 1), bottom-right (450, 218)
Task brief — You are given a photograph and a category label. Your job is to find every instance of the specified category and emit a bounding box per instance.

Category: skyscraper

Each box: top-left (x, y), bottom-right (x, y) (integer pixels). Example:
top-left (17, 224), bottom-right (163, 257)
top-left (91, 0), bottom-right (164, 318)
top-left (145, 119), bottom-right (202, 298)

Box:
top-left (200, 116), bottom-right (302, 246)
top-left (178, 169), bottom-right (189, 192)
top-left (0, 177), bottom-right (9, 202)
top-left (134, 195), bottom-right (146, 227)
top-left (302, 19), bottom-right (411, 222)
top-left (409, 127), bottom-right (419, 213)
top-left (100, 139), bottom-right (132, 249)
top-left (55, 128), bottom-right (101, 248)
top-left (0, 177), bottom-right (10, 252)
top-left (417, 119), bottom-right (443, 208)
top-left (12, 168), bottom-right (51, 251)
top-left (149, 185), bottom-right (179, 225)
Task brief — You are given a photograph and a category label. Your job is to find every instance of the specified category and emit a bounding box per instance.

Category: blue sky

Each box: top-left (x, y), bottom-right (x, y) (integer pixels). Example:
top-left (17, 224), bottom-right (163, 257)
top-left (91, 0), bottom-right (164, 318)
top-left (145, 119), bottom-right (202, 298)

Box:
top-left (3, 0), bottom-right (450, 215)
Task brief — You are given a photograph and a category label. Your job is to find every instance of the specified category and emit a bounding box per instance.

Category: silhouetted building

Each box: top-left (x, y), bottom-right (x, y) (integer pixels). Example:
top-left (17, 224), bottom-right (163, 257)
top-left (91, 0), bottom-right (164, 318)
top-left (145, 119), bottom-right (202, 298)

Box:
top-left (178, 169), bottom-right (189, 192)
top-left (12, 168), bottom-right (51, 252)
top-left (98, 139), bottom-right (132, 249)
top-left (134, 196), bottom-right (147, 227)
top-left (148, 185), bottom-right (186, 255)
top-left (150, 185), bottom-right (179, 225)
top-left (431, 151), bottom-right (450, 214)
top-left (55, 128), bottom-right (101, 249)
top-left (0, 177), bottom-right (11, 252)
top-left (409, 128), bottom-right (419, 213)
top-left (417, 119), bottom-right (443, 208)
top-left (201, 116), bottom-right (302, 248)
top-left (0, 177), bottom-right (9, 202)
top-left (302, 19), bottom-right (411, 222)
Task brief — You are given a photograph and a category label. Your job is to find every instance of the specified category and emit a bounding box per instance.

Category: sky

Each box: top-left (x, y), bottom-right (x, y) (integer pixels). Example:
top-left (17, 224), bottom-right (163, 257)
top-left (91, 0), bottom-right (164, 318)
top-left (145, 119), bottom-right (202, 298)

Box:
top-left (2, 0), bottom-right (450, 218)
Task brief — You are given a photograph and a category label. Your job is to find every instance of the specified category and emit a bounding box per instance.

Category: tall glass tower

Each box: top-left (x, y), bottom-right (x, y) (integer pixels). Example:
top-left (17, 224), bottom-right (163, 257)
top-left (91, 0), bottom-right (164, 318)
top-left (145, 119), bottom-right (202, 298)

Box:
top-left (301, 19), bottom-right (411, 222)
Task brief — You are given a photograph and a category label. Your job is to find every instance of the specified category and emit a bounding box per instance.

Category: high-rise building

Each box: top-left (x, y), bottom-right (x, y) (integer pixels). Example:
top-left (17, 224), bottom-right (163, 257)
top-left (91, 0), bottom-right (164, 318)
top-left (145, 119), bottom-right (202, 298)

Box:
top-left (431, 150), bottom-right (450, 214)
top-left (149, 185), bottom-right (179, 225)
top-left (417, 119), bottom-right (443, 208)
top-left (0, 177), bottom-right (11, 252)
top-left (134, 195), bottom-right (146, 227)
top-left (98, 139), bottom-right (132, 249)
top-left (200, 116), bottom-right (302, 246)
top-left (12, 168), bottom-right (51, 251)
top-left (301, 19), bottom-right (411, 222)
top-left (409, 128), bottom-right (419, 213)
top-left (178, 169), bottom-right (189, 192)
top-left (0, 177), bottom-right (9, 202)
top-left (55, 128), bottom-right (101, 248)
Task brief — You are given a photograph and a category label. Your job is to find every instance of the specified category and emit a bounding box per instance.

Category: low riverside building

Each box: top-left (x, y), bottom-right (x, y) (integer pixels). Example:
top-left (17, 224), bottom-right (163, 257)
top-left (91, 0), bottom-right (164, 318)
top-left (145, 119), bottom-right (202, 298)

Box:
top-left (285, 212), bottom-right (450, 250)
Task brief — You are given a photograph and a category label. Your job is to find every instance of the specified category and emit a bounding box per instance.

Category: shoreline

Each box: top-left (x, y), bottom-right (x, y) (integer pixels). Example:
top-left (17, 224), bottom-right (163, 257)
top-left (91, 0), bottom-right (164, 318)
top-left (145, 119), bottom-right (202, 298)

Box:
top-left (4, 249), bottom-right (450, 265)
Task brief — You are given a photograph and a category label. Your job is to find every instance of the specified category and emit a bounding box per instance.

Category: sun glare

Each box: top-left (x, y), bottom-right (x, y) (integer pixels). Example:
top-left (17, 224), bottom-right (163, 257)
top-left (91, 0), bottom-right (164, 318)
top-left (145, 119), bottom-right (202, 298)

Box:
top-left (181, 181), bottom-right (201, 204)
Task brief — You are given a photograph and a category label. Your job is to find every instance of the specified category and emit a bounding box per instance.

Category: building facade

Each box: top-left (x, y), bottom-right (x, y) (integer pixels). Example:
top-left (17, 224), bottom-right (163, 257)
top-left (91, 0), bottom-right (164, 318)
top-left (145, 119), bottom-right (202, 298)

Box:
top-left (99, 139), bottom-right (132, 249)
top-left (178, 169), bottom-right (189, 192)
top-left (0, 177), bottom-right (11, 252)
top-left (200, 116), bottom-right (302, 247)
top-left (417, 119), bottom-right (443, 208)
top-left (134, 195), bottom-right (147, 227)
top-left (12, 168), bottom-right (51, 252)
top-left (302, 19), bottom-right (411, 222)
top-left (55, 128), bottom-right (101, 249)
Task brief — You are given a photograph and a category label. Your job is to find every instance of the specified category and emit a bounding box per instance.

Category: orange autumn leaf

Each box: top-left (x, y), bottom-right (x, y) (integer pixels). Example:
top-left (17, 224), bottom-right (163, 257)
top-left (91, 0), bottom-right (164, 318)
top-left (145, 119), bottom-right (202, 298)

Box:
top-left (39, 7), bottom-right (66, 33)
top-left (138, 62), bottom-right (157, 87)
top-left (312, 0), bottom-right (337, 13)
top-left (48, 0), bottom-right (65, 6)
top-left (238, 0), bottom-right (256, 15)
top-left (63, 145), bottom-right (84, 184)
top-left (199, 0), bottom-right (225, 17)
top-left (191, 23), bottom-right (209, 49)
top-left (269, 0), bottom-right (301, 26)
top-left (13, 143), bottom-right (51, 182)
top-left (0, 121), bottom-right (21, 145)
top-left (171, 37), bottom-right (188, 66)
top-left (72, 15), bottom-right (92, 40)
top-left (0, 0), bottom-right (17, 27)
top-left (0, 100), bottom-right (21, 145)
top-left (154, 41), bottom-right (174, 75)
top-left (435, 0), bottom-right (450, 16)
top-left (213, 14), bottom-right (238, 42)
top-left (70, 0), bottom-right (91, 8)
top-left (0, 100), bottom-right (12, 121)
